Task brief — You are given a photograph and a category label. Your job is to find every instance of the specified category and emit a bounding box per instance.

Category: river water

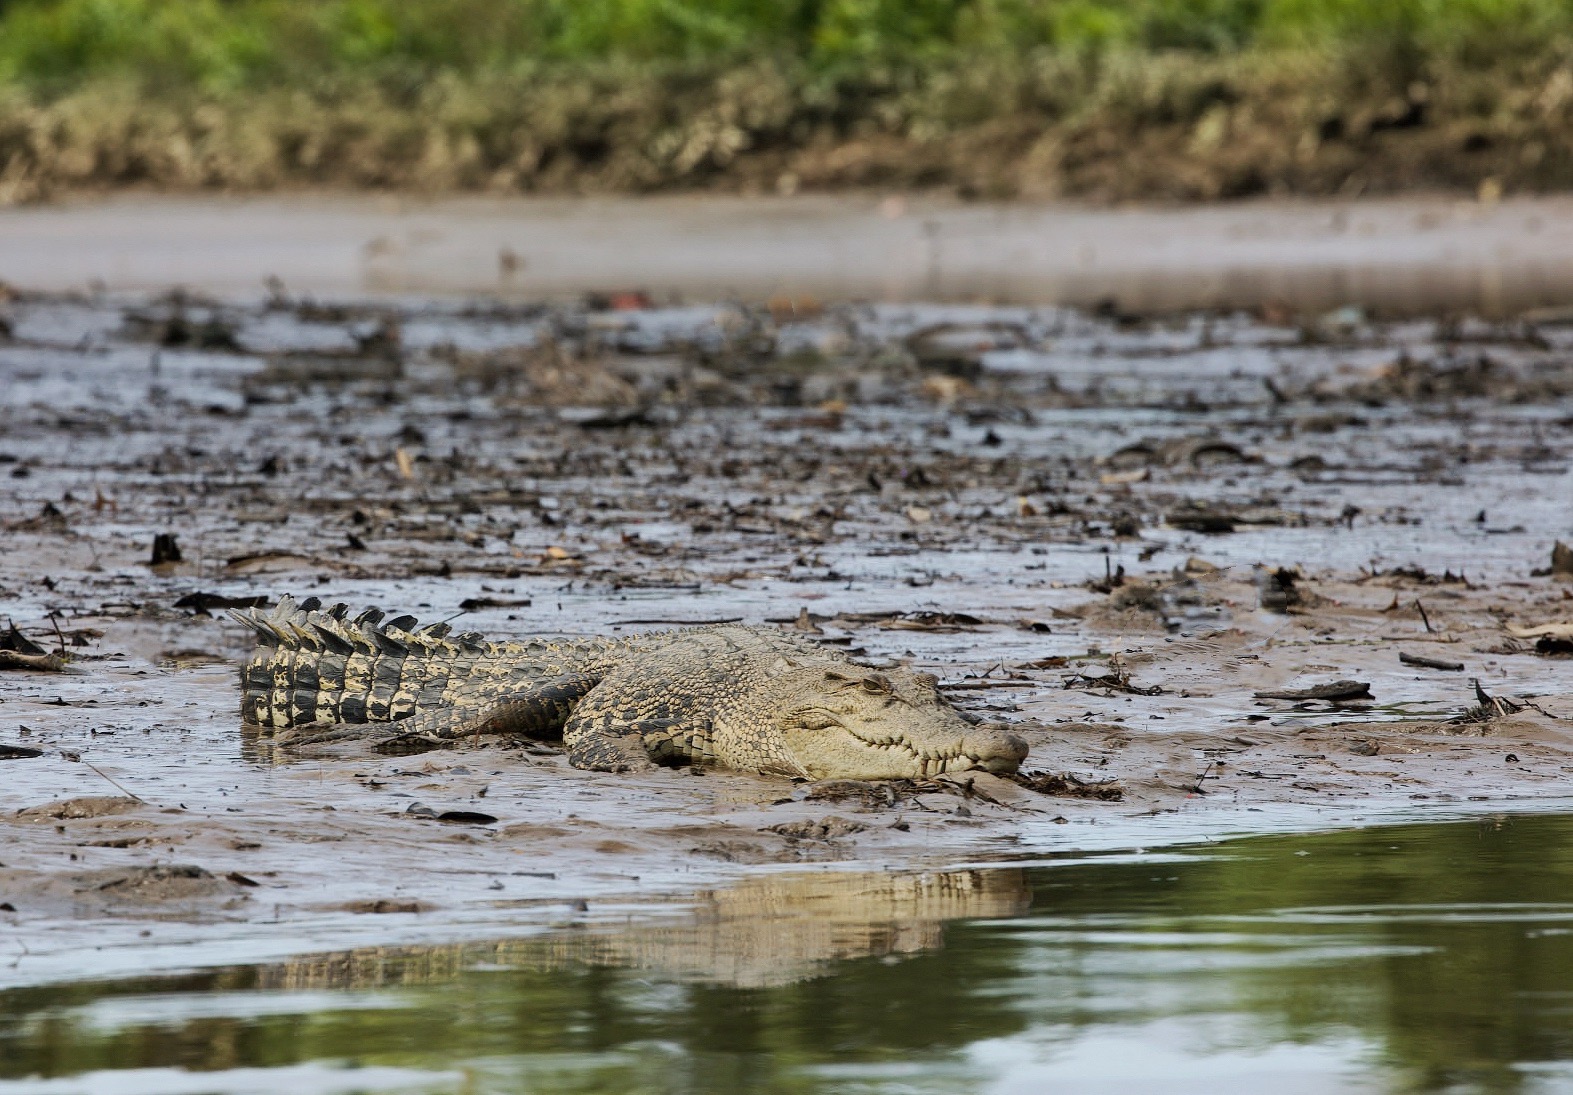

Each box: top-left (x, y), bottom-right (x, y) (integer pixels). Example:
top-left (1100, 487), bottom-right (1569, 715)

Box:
top-left (6, 812), bottom-right (1573, 1094)
top-left (6, 193), bottom-right (1573, 315)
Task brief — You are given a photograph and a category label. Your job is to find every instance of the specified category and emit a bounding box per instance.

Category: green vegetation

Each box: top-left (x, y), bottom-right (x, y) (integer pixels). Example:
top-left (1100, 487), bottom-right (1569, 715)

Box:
top-left (0, 0), bottom-right (1571, 201)
top-left (3, 0), bottom-right (1570, 85)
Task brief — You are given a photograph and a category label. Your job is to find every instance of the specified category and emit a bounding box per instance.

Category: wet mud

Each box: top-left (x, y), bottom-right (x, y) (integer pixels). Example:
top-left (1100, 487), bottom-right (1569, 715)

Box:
top-left (2, 286), bottom-right (1573, 986)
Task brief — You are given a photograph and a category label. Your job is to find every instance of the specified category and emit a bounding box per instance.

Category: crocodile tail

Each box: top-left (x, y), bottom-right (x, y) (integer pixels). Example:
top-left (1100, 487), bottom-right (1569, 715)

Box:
top-left (232, 596), bottom-right (493, 728)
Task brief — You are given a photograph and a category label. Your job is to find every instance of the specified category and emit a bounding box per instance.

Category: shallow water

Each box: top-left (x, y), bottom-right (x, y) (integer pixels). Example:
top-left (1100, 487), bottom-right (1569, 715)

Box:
top-left (7, 194), bottom-right (1573, 316)
top-left (7, 812), bottom-right (1573, 1094)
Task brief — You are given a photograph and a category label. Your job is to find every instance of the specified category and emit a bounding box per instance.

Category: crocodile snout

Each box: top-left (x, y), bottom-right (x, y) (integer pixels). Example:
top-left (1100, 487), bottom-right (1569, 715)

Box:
top-left (963, 724), bottom-right (1030, 775)
top-left (981, 733), bottom-right (1029, 773)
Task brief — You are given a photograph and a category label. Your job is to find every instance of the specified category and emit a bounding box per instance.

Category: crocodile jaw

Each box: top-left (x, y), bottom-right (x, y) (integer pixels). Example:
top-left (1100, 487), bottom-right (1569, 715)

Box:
top-left (780, 717), bottom-right (1028, 781)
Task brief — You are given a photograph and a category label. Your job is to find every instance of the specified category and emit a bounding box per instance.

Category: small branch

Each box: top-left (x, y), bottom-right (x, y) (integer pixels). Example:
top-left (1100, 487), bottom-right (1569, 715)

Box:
top-left (76, 757), bottom-right (149, 804)
top-left (1188, 761), bottom-right (1218, 795)
top-left (47, 613), bottom-right (66, 656)
top-left (1400, 651), bottom-right (1464, 672)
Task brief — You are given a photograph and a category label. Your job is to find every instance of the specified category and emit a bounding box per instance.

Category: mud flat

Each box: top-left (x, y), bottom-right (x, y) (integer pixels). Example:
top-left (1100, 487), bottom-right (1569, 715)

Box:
top-left (1, 286), bottom-right (1573, 990)
top-left (6, 193), bottom-right (1573, 315)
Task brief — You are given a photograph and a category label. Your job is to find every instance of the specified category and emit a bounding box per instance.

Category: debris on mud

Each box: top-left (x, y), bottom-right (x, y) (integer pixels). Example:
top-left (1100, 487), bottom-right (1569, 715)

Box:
top-left (17, 796), bottom-right (143, 820)
top-left (1009, 771), bottom-right (1124, 802)
top-left (0, 625), bottom-right (63, 671)
top-left (338, 899), bottom-right (427, 915)
top-left (766, 816), bottom-right (867, 842)
top-left (1457, 679), bottom-right (1529, 723)
top-left (0, 645), bottom-right (63, 670)
top-left (1400, 651), bottom-right (1465, 672)
top-left (1255, 681), bottom-right (1374, 703)
top-left (173, 592), bottom-right (272, 615)
top-left (877, 611), bottom-right (986, 632)
top-left (1165, 505), bottom-right (1237, 534)
top-left (75, 864), bottom-right (234, 903)
top-left (1257, 566), bottom-right (1322, 614)
top-left (1548, 541), bottom-right (1573, 581)
top-left (433, 810), bottom-right (500, 825)
top-left (1064, 661), bottom-right (1164, 697)
top-left (1335, 353), bottom-right (1573, 406)
top-left (1506, 622), bottom-right (1573, 657)
top-left (148, 533), bottom-right (182, 567)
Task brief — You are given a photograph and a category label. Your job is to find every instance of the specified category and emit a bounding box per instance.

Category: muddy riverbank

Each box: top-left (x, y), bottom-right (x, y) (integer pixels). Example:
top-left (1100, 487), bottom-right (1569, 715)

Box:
top-left (2, 286), bottom-right (1573, 989)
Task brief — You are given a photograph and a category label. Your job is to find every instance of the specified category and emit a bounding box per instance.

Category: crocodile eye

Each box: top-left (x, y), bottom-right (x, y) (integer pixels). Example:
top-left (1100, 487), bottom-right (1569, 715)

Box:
top-left (860, 674), bottom-right (892, 694)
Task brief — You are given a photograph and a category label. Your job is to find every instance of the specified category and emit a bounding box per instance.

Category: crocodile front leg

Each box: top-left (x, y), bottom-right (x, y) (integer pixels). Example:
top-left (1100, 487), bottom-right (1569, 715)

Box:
top-left (562, 712), bottom-right (713, 772)
top-left (273, 673), bottom-right (601, 753)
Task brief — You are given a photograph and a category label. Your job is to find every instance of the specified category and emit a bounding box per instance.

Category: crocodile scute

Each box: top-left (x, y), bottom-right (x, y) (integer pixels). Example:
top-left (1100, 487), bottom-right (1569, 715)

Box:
top-left (232, 596), bottom-right (1029, 780)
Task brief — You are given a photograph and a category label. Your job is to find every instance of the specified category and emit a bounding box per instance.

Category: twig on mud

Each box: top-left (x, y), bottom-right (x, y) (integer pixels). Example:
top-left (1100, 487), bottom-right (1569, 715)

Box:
top-left (1188, 760), bottom-right (1218, 796)
top-left (46, 613), bottom-right (66, 656)
top-left (65, 754), bottom-right (150, 805)
top-left (1400, 650), bottom-right (1464, 672)
top-left (1416, 599), bottom-right (1434, 633)
top-left (1254, 680), bottom-right (1372, 702)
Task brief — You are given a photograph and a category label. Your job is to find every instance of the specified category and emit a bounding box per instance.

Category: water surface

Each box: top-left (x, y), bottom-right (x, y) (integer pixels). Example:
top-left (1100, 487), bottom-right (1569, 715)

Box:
top-left (7, 813), bottom-right (1573, 1094)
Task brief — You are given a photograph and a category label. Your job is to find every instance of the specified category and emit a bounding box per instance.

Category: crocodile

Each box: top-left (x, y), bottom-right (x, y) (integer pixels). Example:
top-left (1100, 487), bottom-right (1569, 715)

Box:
top-left (233, 597), bottom-right (1030, 780)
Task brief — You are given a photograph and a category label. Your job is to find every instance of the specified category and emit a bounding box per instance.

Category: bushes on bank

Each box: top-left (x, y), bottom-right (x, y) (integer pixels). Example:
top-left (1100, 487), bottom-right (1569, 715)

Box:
top-left (0, 0), bottom-right (1570, 200)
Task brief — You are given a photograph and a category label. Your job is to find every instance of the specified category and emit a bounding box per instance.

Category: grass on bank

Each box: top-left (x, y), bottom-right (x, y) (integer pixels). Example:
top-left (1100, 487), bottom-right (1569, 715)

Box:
top-left (0, 0), bottom-right (1571, 201)
top-left (3, 0), bottom-right (1569, 87)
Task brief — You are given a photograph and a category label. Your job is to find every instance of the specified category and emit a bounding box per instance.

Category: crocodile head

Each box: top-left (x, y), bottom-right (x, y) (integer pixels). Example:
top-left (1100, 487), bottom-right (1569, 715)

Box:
top-left (768, 664), bottom-right (1029, 780)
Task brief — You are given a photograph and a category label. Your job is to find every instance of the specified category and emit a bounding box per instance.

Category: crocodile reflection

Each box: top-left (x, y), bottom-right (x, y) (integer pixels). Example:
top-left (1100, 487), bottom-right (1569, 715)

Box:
top-left (263, 867), bottom-right (1032, 991)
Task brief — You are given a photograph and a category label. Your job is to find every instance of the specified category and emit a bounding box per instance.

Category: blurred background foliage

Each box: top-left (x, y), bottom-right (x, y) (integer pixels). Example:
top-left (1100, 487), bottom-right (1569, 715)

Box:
top-left (2, 0), bottom-right (1568, 93)
top-left (0, 0), bottom-right (1569, 200)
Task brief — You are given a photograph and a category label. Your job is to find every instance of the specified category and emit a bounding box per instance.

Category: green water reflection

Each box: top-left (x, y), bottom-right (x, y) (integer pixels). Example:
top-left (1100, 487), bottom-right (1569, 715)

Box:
top-left (7, 814), bottom-right (1573, 1093)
